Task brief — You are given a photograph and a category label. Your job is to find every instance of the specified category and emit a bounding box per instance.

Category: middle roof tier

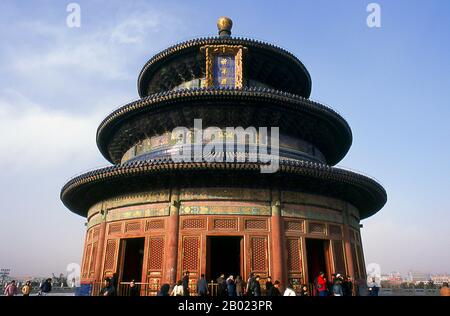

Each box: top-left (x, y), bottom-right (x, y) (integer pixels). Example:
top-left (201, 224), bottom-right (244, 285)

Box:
top-left (97, 87), bottom-right (352, 166)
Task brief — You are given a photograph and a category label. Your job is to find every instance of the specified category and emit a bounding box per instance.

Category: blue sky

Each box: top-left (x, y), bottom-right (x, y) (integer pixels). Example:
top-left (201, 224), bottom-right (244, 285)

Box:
top-left (0, 0), bottom-right (449, 277)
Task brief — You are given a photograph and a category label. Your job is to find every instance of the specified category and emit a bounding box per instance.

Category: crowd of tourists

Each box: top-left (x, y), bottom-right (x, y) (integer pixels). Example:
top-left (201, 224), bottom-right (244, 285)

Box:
top-left (98, 271), bottom-right (354, 297)
top-left (4, 273), bottom-right (450, 297)
top-left (95, 272), bottom-right (450, 297)
top-left (3, 278), bottom-right (53, 296)
top-left (165, 271), bottom-right (303, 297)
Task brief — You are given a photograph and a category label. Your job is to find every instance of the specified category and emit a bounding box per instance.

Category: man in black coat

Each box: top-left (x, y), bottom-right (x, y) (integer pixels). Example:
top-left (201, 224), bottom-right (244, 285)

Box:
top-left (342, 276), bottom-right (353, 296)
top-left (267, 280), bottom-right (281, 296)
top-left (99, 277), bottom-right (115, 296)
top-left (182, 271), bottom-right (190, 296)
top-left (253, 275), bottom-right (262, 296)
top-left (39, 278), bottom-right (52, 296)
top-left (216, 274), bottom-right (227, 296)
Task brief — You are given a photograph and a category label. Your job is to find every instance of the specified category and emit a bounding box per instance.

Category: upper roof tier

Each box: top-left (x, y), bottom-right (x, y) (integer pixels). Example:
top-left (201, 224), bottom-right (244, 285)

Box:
top-left (137, 18), bottom-right (312, 98)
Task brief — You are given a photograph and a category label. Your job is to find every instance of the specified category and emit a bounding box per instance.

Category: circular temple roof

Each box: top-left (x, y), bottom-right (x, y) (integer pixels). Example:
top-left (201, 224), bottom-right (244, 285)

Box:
top-left (61, 18), bottom-right (387, 222)
top-left (137, 36), bottom-right (312, 98)
top-left (60, 158), bottom-right (387, 219)
top-left (96, 87), bottom-right (352, 166)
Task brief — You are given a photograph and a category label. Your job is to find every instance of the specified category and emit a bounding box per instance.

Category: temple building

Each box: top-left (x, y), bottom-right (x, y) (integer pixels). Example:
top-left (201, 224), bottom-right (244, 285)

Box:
top-left (61, 17), bottom-right (387, 295)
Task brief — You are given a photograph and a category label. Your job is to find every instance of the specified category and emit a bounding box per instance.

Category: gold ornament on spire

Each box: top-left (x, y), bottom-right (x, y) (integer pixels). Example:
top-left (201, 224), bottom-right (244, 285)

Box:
top-left (217, 16), bottom-right (233, 37)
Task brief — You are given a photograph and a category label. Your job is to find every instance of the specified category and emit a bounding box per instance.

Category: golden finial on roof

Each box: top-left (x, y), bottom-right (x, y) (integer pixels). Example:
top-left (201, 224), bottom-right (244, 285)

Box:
top-left (217, 16), bottom-right (233, 37)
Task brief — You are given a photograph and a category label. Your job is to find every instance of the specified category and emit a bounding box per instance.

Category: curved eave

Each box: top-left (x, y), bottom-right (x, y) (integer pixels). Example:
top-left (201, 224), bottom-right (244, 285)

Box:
top-left (96, 87), bottom-right (352, 165)
top-left (60, 159), bottom-right (387, 220)
top-left (137, 36), bottom-right (312, 98)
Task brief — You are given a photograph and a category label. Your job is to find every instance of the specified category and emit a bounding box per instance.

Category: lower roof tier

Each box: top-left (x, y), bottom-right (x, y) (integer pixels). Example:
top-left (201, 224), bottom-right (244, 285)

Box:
top-left (60, 158), bottom-right (386, 219)
top-left (97, 87), bottom-right (353, 166)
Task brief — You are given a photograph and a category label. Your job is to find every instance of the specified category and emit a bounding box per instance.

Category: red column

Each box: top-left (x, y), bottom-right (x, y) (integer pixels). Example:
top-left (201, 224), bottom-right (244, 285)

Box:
top-left (164, 188), bottom-right (180, 285)
top-left (271, 190), bottom-right (286, 288)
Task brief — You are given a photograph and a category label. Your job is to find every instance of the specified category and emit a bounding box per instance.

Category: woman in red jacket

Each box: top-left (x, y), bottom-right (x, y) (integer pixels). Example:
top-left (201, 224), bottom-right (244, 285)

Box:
top-left (316, 272), bottom-right (328, 296)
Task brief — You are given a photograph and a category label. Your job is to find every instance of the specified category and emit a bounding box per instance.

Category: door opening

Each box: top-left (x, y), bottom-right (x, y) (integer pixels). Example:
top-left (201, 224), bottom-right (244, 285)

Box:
top-left (119, 237), bottom-right (145, 283)
top-left (206, 236), bottom-right (242, 282)
top-left (306, 238), bottom-right (330, 284)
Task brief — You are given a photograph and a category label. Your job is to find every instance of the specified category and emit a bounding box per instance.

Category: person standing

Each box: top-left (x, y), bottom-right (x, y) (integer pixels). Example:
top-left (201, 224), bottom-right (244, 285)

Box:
top-left (299, 284), bottom-right (309, 296)
top-left (267, 280), bottom-right (281, 296)
top-left (235, 275), bottom-right (244, 296)
top-left (440, 282), bottom-right (450, 296)
top-left (4, 280), bottom-right (18, 296)
top-left (367, 277), bottom-right (379, 296)
top-left (217, 274), bottom-right (227, 297)
top-left (39, 278), bottom-right (52, 296)
top-left (158, 283), bottom-right (170, 296)
top-left (226, 275), bottom-right (236, 297)
top-left (333, 275), bottom-right (344, 296)
top-left (197, 274), bottom-right (208, 297)
top-left (110, 273), bottom-right (118, 294)
top-left (246, 272), bottom-right (255, 296)
top-left (316, 272), bottom-right (328, 296)
top-left (129, 280), bottom-right (139, 297)
top-left (327, 274), bottom-right (335, 295)
top-left (182, 271), bottom-right (190, 296)
top-left (21, 281), bottom-right (32, 296)
top-left (171, 280), bottom-right (184, 296)
top-left (99, 277), bottom-right (116, 296)
top-left (265, 276), bottom-right (273, 295)
top-left (253, 275), bottom-right (262, 296)
top-left (342, 276), bottom-right (353, 296)
top-left (283, 283), bottom-right (296, 296)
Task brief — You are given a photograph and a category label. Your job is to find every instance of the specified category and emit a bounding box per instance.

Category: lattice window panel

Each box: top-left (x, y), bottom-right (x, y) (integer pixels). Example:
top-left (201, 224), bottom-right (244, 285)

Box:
top-left (182, 218), bottom-right (206, 229)
top-left (93, 227), bottom-right (100, 239)
top-left (329, 225), bottom-right (342, 238)
top-left (125, 221), bottom-right (141, 232)
top-left (104, 240), bottom-right (117, 272)
top-left (147, 237), bottom-right (165, 271)
top-left (251, 237), bottom-right (268, 272)
top-left (245, 220), bottom-right (267, 230)
top-left (82, 244), bottom-right (92, 278)
top-left (308, 222), bottom-right (326, 234)
top-left (286, 238), bottom-right (302, 272)
top-left (285, 220), bottom-right (304, 232)
top-left (351, 244), bottom-right (360, 279)
top-left (89, 242), bottom-right (97, 277)
top-left (214, 218), bottom-right (238, 230)
top-left (332, 240), bottom-right (346, 275)
top-left (182, 237), bottom-right (200, 271)
top-left (146, 220), bottom-right (165, 230)
top-left (108, 223), bottom-right (122, 235)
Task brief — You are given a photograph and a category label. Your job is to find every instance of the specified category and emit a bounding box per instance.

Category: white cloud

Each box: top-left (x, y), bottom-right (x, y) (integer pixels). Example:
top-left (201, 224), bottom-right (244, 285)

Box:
top-left (0, 90), bottom-right (102, 169)
top-left (13, 30), bottom-right (130, 81)
top-left (111, 16), bottom-right (160, 44)
top-left (11, 9), bottom-right (181, 82)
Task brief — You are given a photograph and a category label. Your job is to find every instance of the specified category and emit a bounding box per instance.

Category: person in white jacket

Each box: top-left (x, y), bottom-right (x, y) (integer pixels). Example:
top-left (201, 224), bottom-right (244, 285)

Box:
top-left (283, 283), bottom-right (296, 296)
top-left (171, 280), bottom-right (184, 296)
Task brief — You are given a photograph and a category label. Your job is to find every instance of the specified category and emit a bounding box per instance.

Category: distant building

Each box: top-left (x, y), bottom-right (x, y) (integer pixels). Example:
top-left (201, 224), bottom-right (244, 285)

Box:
top-left (380, 271), bottom-right (404, 287)
top-left (431, 274), bottom-right (449, 286)
top-left (408, 271), bottom-right (430, 284)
